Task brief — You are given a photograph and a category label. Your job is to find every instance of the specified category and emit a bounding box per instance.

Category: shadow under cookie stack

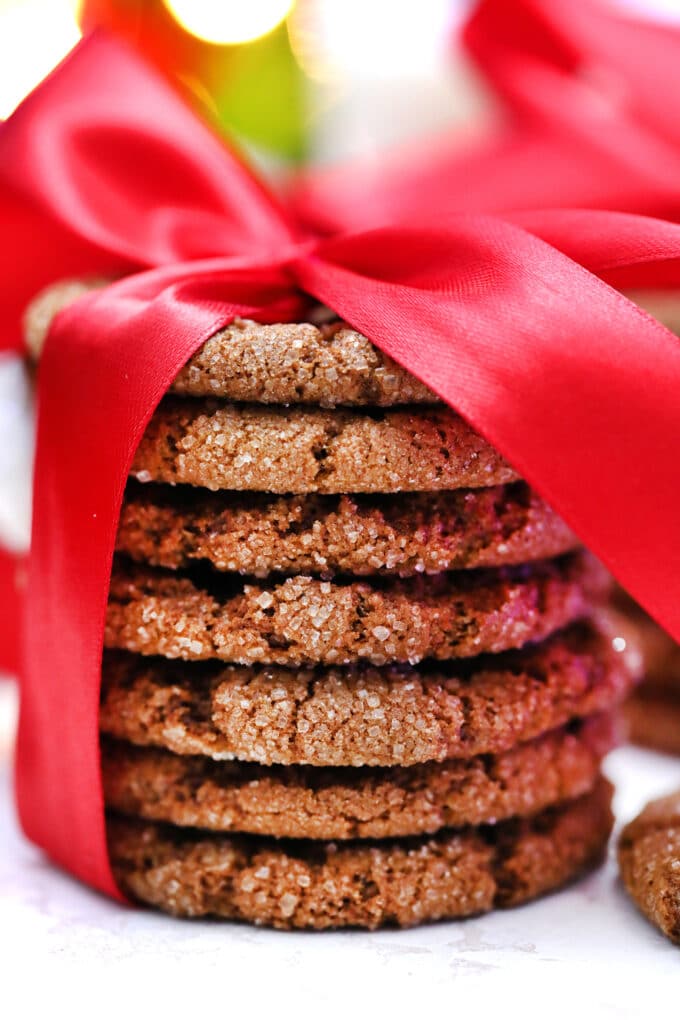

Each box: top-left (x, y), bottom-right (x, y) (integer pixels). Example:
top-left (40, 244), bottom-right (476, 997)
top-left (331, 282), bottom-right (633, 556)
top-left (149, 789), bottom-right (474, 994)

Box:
top-left (27, 291), bottom-right (639, 929)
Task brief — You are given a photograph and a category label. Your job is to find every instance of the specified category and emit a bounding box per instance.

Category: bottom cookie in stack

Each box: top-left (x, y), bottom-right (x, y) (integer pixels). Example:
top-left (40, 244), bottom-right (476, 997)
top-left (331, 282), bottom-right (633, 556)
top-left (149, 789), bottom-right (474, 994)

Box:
top-left (107, 780), bottom-right (613, 930)
top-left (100, 615), bottom-right (634, 929)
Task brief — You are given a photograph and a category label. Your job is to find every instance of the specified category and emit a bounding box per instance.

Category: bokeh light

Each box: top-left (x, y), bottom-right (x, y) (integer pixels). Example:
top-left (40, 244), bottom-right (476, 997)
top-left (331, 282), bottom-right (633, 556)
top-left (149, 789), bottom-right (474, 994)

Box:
top-left (0, 0), bottom-right (81, 119)
top-left (162, 0), bottom-right (295, 46)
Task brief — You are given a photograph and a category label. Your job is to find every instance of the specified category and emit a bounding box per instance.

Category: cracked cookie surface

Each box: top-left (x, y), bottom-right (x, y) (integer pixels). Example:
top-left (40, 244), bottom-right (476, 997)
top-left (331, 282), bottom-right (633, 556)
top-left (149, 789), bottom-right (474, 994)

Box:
top-left (117, 481), bottom-right (578, 577)
top-left (131, 398), bottom-right (518, 493)
top-left (99, 621), bottom-right (636, 766)
top-left (105, 552), bottom-right (608, 668)
top-left (101, 713), bottom-right (615, 839)
top-left (108, 778), bottom-right (614, 929)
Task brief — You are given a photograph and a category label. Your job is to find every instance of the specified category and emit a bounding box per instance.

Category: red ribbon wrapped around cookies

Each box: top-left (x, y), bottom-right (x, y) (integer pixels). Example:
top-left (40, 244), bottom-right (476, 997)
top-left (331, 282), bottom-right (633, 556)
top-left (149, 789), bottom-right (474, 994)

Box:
top-left (2, 32), bottom-right (680, 899)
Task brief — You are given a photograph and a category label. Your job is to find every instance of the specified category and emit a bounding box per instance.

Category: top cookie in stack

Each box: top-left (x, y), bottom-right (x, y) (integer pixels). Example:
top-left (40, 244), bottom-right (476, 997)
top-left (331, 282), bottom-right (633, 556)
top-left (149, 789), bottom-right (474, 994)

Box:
top-left (26, 286), bottom-right (637, 930)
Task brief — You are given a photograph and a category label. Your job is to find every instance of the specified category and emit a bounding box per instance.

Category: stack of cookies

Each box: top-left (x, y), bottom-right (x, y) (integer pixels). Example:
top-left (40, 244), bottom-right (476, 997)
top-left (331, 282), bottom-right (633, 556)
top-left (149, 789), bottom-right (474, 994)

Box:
top-left (26, 286), bottom-right (638, 930)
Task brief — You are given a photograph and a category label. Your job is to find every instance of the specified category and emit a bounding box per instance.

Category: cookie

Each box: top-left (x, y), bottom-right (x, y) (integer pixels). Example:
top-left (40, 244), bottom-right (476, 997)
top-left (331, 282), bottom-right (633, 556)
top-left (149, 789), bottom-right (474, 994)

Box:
top-left (24, 280), bottom-right (437, 406)
top-left (610, 598), bottom-right (680, 752)
top-left (117, 481), bottom-right (578, 578)
top-left (625, 289), bottom-right (680, 339)
top-left (101, 714), bottom-right (616, 840)
top-left (618, 789), bottom-right (680, 944)
top-left (612, 592), bottom-right (680, 697)
top-left (131, 398), bottom-right (518, 494)
top-left (629, 617), bottom-right (680, 698)
top-left (99, 621), bottom-right (636, 766)
top-left (625, 692), bottom-right (680, 755)
top-left (107, 778), bottom-right (614, 929)
top-left (105, 552), bottom-right (607, 668)
top-left (23, 278), bottom-right (109, 360)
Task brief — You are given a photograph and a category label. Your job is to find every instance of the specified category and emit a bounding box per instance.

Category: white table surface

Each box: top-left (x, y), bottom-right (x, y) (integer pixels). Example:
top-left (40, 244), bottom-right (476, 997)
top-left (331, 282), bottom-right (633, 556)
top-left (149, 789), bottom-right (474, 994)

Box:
top-left (0, 680), bottom-right (678, 1018)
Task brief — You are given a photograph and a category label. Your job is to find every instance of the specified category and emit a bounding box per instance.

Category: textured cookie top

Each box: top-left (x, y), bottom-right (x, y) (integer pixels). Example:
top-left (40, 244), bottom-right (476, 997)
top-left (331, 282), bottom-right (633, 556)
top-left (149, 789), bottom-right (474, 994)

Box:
top-left (101, 713), bottom-right (615, 840)
top-left (117, 481), bottom-right (578, 577)
top-left (24, 279), bottom-right (437, 406)
top-left (618, 790), bottom-right (680, 944)
top-left (99, 620), bottom-right (636, 766)
top-left (108, 778), bottom-right (613, 929)
top-left (105, 552), bottom-right (607, 667)
top-left (173, 320), bottom-right (437, 406)
top-left (131, 398), bottom-right (518, 493)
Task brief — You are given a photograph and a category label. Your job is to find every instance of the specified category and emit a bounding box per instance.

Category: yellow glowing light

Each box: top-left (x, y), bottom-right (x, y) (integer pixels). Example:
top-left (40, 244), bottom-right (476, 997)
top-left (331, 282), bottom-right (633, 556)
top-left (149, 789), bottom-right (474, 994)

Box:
top-left (162, 0), bottom-right (295, 46)
top-left (0, 0), bottom-right (81, 119)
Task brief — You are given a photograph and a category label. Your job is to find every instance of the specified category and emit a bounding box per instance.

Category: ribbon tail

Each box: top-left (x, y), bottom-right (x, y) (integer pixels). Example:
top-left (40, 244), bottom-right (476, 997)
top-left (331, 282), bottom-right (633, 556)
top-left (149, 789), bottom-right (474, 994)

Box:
top-left (18, 263), bottom-right (304, 897)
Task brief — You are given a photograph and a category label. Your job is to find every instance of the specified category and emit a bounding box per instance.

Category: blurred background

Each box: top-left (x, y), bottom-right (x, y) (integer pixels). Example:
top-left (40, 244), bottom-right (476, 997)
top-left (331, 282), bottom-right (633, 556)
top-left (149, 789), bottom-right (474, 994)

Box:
top-left (0, 0), bottom-right (676, 176)
top-left (0, 0), bottom-right (477, 172)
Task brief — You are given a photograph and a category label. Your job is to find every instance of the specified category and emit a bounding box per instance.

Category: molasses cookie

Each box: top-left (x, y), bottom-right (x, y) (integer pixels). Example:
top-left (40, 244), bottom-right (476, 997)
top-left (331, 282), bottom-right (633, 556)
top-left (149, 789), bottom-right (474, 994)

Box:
top-left (24, 281), bottom-right (438, 406)
top-left (131, 399), bottom-right (518, 494)
top-left (619, 788), bottom-right (680, 944)
top-left (101, 713), bottom-right (616, 839)
top-left (99, 621), bottom-right (636, 766)
top-left (105, 552), bottom-right (608, 668)
top-left (116, 482), bottom-right (578, 577)
top-left (108, 778), bottom-right (614, 929)
top-left (625, 693), bottom-right (680, 756)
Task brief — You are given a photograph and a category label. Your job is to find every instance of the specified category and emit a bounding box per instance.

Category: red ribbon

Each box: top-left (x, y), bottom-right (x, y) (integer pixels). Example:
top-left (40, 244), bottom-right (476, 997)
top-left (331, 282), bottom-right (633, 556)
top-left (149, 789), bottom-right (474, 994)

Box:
top-left (464, 0), bottom-right (680, 141)
top-left (0, 547), bottom-right (21, 676)
top-left (295, 0), bottom-right (680, 233)
top-left (3, 32), bottom-right (680, 897)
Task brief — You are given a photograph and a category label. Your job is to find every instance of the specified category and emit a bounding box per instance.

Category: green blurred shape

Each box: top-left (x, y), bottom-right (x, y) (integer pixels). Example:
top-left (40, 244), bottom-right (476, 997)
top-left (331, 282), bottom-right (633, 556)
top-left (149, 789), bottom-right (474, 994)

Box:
top-left (213, 22), bottom-right (306, 164)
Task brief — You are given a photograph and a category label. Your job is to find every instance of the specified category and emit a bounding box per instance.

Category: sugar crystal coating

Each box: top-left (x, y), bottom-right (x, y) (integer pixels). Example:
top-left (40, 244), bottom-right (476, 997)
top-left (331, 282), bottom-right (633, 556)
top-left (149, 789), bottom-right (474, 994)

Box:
top-left (101, 713), bottom-right (616, 839)
top-left (108, 779), bottom-right (613, 929)
top-left (24, 281), bottom-right (438, 406)
top-left (99, 620), bottom-right (636, 767)
top-left (105, 552), bottom-right (609, 667)
top-left (131, 399), bottom-right (518, 494)
top-left (619, 789), bottom-right (680, 945)
top-left (116, 482), bottom-right (578, 577)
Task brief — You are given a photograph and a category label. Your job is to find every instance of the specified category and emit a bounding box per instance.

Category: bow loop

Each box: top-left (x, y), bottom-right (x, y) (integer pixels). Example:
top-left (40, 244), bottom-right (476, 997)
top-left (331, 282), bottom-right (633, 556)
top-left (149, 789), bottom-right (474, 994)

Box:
top-left (464, 0), bottom-right (680, 142)
top-left (0, 31), bottom-right (297, 350)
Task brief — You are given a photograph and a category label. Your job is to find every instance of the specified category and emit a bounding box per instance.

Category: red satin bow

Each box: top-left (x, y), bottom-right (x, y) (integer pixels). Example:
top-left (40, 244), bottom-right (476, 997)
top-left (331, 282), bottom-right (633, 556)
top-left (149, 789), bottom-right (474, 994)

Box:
top-left (296, 0), bottom-right (680, 233)
top-left (464, 0), bottom-right (680, 142)
top-left (3, 31), bottom-right (680, 898)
